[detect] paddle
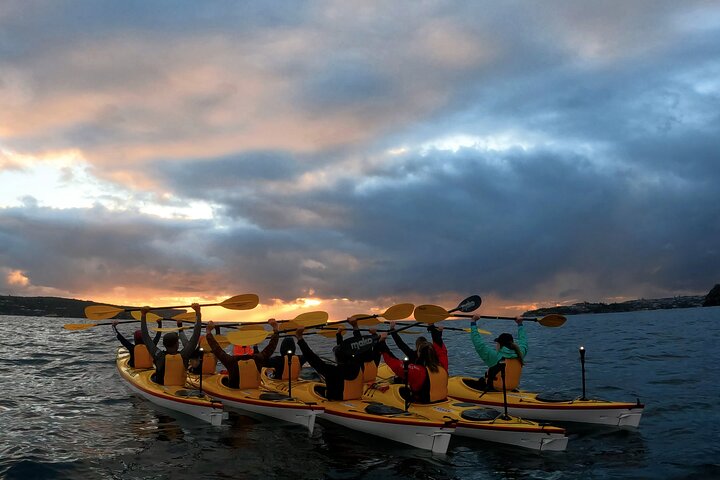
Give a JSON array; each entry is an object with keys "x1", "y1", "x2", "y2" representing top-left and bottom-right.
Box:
[
  {"x1": 84, "y1": 293, "x2": 260, "y2": 320},
  {"x1": 227, "y1": 311, "x2": 329, "y2": 345},
  {"x1": 394, "y1": 295, "x2": 483, "y2": 334},
  {"x1": 63, "y1": 310, "x2": 199, "y2": 331},
  {"x1": 413, "y1": 305, "x2": 566, "y2": 328}
]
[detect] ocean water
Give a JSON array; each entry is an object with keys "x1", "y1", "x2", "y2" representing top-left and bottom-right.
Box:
[{"x1": 1, "y1": 307, "x2": 719, "y2": 479}]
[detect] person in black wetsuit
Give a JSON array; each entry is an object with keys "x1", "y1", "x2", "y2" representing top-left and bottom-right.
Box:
[
  {"x1": 141, "y1": 303, "x2": 202, "y2": 385},
  {"x1": 335, "y1": 319, "x2": 381, "y2": 382},
  {"x1": 112, "y1": 317, "x2": 162, "y2": 368},
  {"x1": 295, "y1": 326, "x2": 364, "y2": 401},
  {"x1": 204, "y1": 319, "x2": 279, "y2": 388}
]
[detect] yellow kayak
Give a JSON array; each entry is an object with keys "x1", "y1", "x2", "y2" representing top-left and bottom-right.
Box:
[
  {"x1": 115, "y1": 348, "x2": 227, "y2": 425},
  {"x1": 447, "y1": 375, "x2": 644, "y2": 427},
  {"x1": 364, "y1": 375, "x2": 568, "y2": 452}
]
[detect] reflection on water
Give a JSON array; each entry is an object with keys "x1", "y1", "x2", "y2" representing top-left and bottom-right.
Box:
[{"x1": 0, "y1": 308, "x2": 719, "y2": 479}]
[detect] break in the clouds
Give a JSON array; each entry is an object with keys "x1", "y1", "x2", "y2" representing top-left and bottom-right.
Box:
[{"x1": 1, "y1": 1, "x2": 719, "y2": 312}]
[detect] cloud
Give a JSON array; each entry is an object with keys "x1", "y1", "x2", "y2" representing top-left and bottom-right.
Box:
[{"x1": 1, "y1": 1, "x2": 719, "y2": 311}]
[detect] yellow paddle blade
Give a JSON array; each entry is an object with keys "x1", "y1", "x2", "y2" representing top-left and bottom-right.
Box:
[
  {"x1": 348, "y1": 314, "x2": 381, "y2": 328},
  {"x1": 292, "y1": 311, "x2": 329, "y2": 327},
  {"x1": 201, "y1": 334, "x2": 231, "y2": 349},
  {"x1": 413, "y1": 304, "x2": 450, "y2": 323},
  {"x1": 381, "y1": 303, "x2": 415, "y2": 321},
  {"x1": 220, "y1": 294, "x2": 260, "y2": 310},
  {"x1": 63, "y1": 323, "x2": 100, "y2": 331},
  {"x1": 172, "y1": 312, "x2": 197, "y2": 322},
  {"x1": 318, "y1": 328, "x2": 343, "y2": 338},
  {"x1": 226, "y1": 326, "x2": 270, "y2": 346},
  {"x1": 84, "y1": 305, "x2": 124, "y2": 320},
  {"x1": 539, "y1": 314, "x2": 567, "y2": 328},
  {"x1": 130, "y1": 310, "x2": 163, "y2": 321}
]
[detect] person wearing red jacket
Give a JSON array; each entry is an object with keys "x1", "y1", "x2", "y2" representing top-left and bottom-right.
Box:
[{"x1": 378, "y1": 323, "x2": 449, "y2": 403}]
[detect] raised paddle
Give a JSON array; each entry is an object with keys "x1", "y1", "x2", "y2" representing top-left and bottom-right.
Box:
[
  {"x1": 84, "y1": 293, "x2": 260, "y2": 320},
  {"x1": 413, "y1": 305, "x2": 566, "y2": 328},
  {"x1": 64, "y1": 309, "x2": 203, "y2": 331},
  {"x1": 227, "y1": 311, "x2": 329, "y2": 344},
  {"x1": 394, "y1": 295, "x2": 482, "y2": 334}
]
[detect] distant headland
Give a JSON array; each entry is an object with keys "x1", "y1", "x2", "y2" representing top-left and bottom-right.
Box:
[
  {"x1": 524, "y1": 284, "x2": 720, "y2": 316},
  {"x1": 0, "y1": 295, "x2": 181, "y2": 319}
]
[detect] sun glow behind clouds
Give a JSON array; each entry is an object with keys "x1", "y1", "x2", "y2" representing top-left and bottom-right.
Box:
[{"x1": 0, "y1": 147, "x2": 215, "y2": 220}]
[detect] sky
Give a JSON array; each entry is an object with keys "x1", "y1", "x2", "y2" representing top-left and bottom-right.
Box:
[{"x1": 1, "y1": 1, "x2": 719, "y2": 321}]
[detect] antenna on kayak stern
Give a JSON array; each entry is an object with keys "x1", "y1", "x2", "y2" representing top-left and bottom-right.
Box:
[
  {"x1": 499, "y1": 362, "x2": 510, "y2": 420},
  {"x1": 579, "y1": 346, "x2": 587, "y2": 400}
]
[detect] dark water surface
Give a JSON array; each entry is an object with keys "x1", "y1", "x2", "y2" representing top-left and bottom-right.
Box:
[{"x1": 1, "y1": 308, "x2": 720, "y2": 479}]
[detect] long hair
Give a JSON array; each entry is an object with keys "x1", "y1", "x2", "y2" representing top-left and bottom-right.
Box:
[
  {"x1": 505, "y1": 342, "x2": 525, "y2": 366},
  {"x1": 417, "y1": 343, "x2": 441, "y2": 373}
]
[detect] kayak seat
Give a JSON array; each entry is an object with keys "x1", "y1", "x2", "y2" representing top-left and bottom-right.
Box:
[
  {"x1": 259, "y1": 392, "x2": 291, "y2": 401},
  {"x1": 460, "y1": 408, "x2": 501, "y2": 421},
  {"x1": 365, "y1": 403, "x2": 407, "y2": 416},
  {"x1": 536, "y1": 391, "x2": 576, "y2": 403}
]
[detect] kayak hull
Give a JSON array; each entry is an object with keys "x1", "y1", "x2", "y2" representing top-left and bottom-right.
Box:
[
  {"x1": 262, "y1": 373, "x2": 454, "y2": 454},
  {"x1": 448, "y1": 375, "x2": 644, "y2": 428},
  {"x1": 195, "y1": 373, "x2": 323, "y2": 433},
  {"x1": 115, "y1": 348, "x2": 227, "y2": 426},
  {"x1": 364, "y1": 381, "x2": 568, "y2": 452}
]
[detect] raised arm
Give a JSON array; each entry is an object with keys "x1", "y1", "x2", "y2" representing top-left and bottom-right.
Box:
[
  {"x1": 112, "y1": 321, "x2": 133, "y2": 351},
  {"x1": 470, "y1": 315, "x2": 502, "y2": 367},
  {"x1": 205, "y1": 321, "x2": 233, "y2": 368},
  {"x1": 140, "y1": 307, "x2": 160, "y2": 360},
  {"x1": 388, "y1": 321, "x2": 416, "y2": 361},
  {"x1": 257, "y1": 319, "x2": 280, "y2": 363},
  {"x1": 180, "y1": 303, "x2": 202, "y2": 359},
  {"x1": 516, "y1": 318, "x2": 528, "y2": 357},
  {"x1": 295, "y1": 328, "x2": 329, "y2": 377}
]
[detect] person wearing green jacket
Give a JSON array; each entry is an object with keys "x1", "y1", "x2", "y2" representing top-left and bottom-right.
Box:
[{"x1": 468, "y1": 315, "x2": 527, "y2": 391}]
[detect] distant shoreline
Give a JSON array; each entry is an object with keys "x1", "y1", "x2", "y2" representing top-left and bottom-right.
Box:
[
  {"x1": 524, "y1": 291, "x2": 717, "y2": 316},
  {"x1": 1, "y1": 286, "x2": 718, "y2": 319}
]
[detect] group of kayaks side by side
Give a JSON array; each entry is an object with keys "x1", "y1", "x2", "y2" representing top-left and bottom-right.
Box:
[{"x1": 116, "y1": 348, "x2": 644, "y2": 455}]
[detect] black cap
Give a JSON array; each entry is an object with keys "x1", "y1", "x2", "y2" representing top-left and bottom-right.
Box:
[{"x1": 494, "y1": 333, "x2": 513, "y2": 346}]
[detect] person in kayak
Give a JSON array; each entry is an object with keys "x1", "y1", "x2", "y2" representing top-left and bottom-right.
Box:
[
  {"x1": 377, "y1": 325, "x2": 449, "y2": 404},
  {"x1": 141, "y1": 303, "x2": 202, "y2": 386},
  {"x1": 204, "y1": 319, "x2": 279, "y2": 388},
  {"x1": 294, "y1": 326, "x2": 364, "y2": 401},
  {"x1": 112, "y1": 318, "x2": 162, "y2": 369},
  {"x1": 335, "y1": 319, "x2": 381, "y2": 382},
  {"x1": 386, "y1": 321, "x2": 446, "y2": 364},
  {"x1": 467, "y1": 315, "x2": 526, "y2": 391},
  {"x1": 265, "y1": 336, "x2": 306, "y2": 380}
]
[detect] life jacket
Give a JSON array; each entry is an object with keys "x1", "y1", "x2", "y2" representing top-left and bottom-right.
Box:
[
  {"x1": 198, "y1": 337, "x2": 217, "y2": 375},
  {"x1": 281, "y1": 356, "x2": 301, "y2": 381},
  {"x1": 489, "y1": 358, "x2": 523, "y2": 391},
  {"x1": 426, "y1": 366, "x2": 449, "y2": 402},
  {"x1": 233, "y1": 345, "x2": 254, "y2": 356},
  {"x1": 342, "y1": 369, "x2": 365, "y2": 400},
  {"x1": 133, "y1": 344, "x2": 153, "y2": 369},
  {"x1": 237, "y1": 359, "x2": 261, "y2": 389},
  {"x1": 362, "y1": 360, "x2": 378, "y2": 383},
  {"x1": 163, "y1": 353, "x2": 187, "y2": 386}
]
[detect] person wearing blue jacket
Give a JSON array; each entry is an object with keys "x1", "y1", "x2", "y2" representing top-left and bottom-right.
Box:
[{"x1": 468, "y1": 315, "x2": 527, "y2": 391}]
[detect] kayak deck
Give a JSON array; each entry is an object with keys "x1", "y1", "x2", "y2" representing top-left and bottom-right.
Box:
[
  {"x1": 364, "y1": 381, "x2": 568, "y2": 452},
  {"x1": 448, "y1": 375, "x2": 644, "y2": 428},
  {"x1": 190, "y1": 373, "x2": 323, "y2": 433},
  {"x1": 115, "y1": 348, "x2": 227, "y2": 426},
  {"x1": 262, "y1": 372, "x2": 455, "y2": 454}
]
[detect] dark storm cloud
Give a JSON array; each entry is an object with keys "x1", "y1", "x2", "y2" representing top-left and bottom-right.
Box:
[{"x1": 1, "y1": 1, "x2": 719, "y2": 305}]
